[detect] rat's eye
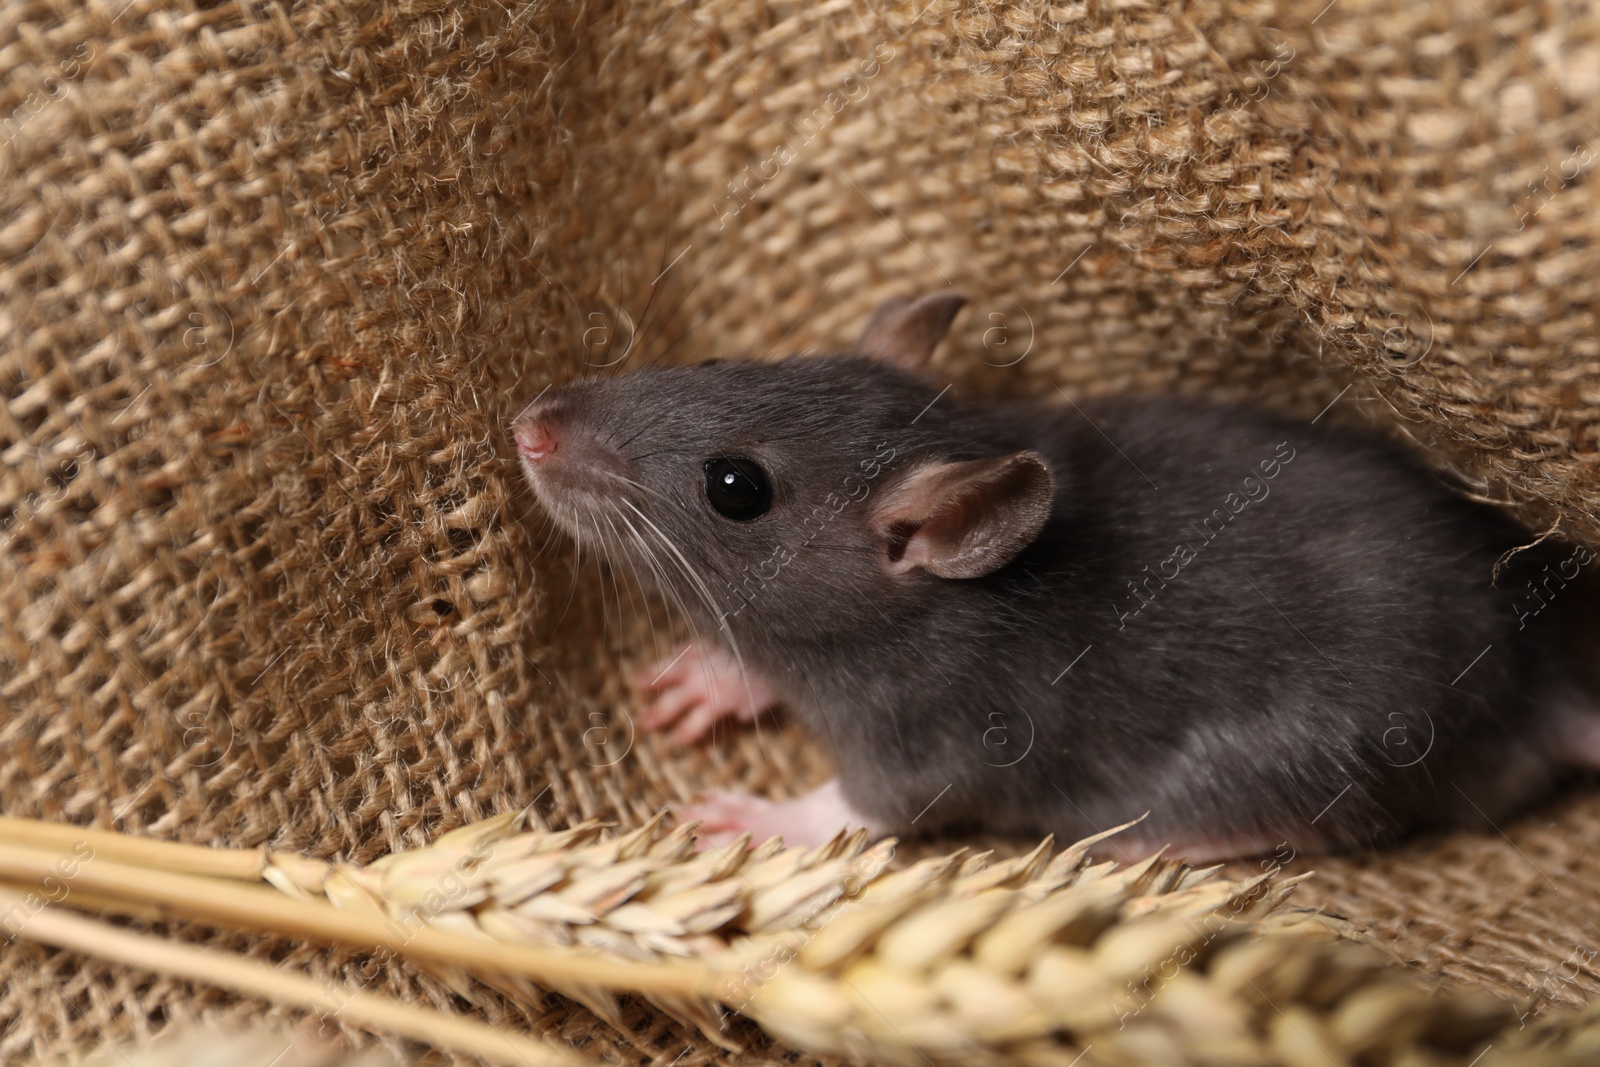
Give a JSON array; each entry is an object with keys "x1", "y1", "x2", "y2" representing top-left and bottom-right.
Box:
[{"x1": 704, "y1": 456, "x2": 771, "y2": 521}]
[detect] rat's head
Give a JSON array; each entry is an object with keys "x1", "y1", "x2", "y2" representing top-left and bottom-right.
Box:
[{"x1": 512, "y1": 292, "x2": 1056, "y2": 643}]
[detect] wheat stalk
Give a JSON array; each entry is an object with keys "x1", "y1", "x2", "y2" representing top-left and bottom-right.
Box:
[
  {"x1": 4, "y1": 811, "x2": 1599, "y2": 1066},
  {"x1": 0, "y1": 886, "x2": 584, "y2": 1067}
]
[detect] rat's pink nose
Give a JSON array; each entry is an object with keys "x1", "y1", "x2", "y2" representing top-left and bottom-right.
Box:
[{"x1": 515, "y1": 418, "x2": 557, "y2": 461}]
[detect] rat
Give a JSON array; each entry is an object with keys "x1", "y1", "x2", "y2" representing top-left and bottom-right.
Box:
[{"x1": 512, "y1": 291, "x2": 1600, "y2": 861}]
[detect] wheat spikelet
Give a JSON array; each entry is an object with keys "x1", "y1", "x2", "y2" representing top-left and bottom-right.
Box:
[
  {"x1": 258, "y1": 807, "x2": 895, "y2": 1044},
  {"x1": 7, "y1": 811, "x2": 1600, "y2": 1065},
  {"x1": 265, "y1": 809, "x2": 892, "y2": 952}
]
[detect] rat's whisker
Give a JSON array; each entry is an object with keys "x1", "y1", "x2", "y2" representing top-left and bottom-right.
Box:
[
  {"x1": 639, "y1": 223, "x2": 734, "y2": 371},
  {"x1": 602, "y1": 510, "x2": 663, "y2": 658},
  {"x1": 515, "y1": 501, "x2": 574, "y2": 571},
  {"x1": 616, "y1": 235, "x2": 680, "y2": 378},
  {"x1": 620, "y1": 498, "x2": 747, "y2": 675},
  {"x1": 612, "y1": 422, "x2": 653, "y2": 455},
  {"x1": 620, "y1": 499, "x2": 722, "y2": 621},
  {"x1": 588, "y1": 512, "x2": 623, "y2": 641},
  {"x1": 541, "y1": 498, "x2": 588, "y2": 635},
  {"x1": 617, "y1": 508, "x2": 701, "y2": 655},
  {"x1": 593, "y1": 475, "x2": 739, "y2": 628},
  {"x1": 600, "y1": 471, "x2": 682, "y2": 515}
]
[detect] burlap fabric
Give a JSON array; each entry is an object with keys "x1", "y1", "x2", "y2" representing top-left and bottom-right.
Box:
[{"x1": 2, "y1": 0, "x2": 1597, "y2": 1061}]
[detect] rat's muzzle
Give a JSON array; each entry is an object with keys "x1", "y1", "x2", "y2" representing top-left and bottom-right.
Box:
[{"x1": 511, "y1": 391, "x2": 630, "y2": 525}]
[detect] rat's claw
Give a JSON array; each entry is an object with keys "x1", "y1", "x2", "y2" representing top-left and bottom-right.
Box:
[
  {"x1": 670, "y1": 701, "x2": 736, "y2": 745},
  {"x1": 637, "y1": 684, "x2": 700, "y2": 731},
  {"x1": 632, "y1": 641, "x2": 779, "y2": 744}
]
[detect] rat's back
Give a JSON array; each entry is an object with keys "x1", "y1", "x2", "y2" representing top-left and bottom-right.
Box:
[{"x1": 927, "y1": 393, "x2": 1595, "y2": 855}]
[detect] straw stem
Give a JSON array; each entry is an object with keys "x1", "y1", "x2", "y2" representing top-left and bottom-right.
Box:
[{"x1": 0, "y1": 888, "x2": 585, "y2": 1067}]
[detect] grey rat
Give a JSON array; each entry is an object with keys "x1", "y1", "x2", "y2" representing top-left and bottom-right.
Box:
[{"x1": 512, "y1": 292, "x2": 1600, "y2": 860}]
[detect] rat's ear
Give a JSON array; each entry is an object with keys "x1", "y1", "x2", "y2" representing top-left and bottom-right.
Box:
[
  {"x1": 871, "y1": 451, "x2": 1054, "y2": 579},
  {"x1": 854, "y1": 291, "x2": 968, "y2": 369}
]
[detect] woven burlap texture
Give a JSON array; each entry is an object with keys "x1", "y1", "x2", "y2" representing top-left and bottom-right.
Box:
[{"x1": 1, "y1": 0, "x2": 1597, "y2": 1062}]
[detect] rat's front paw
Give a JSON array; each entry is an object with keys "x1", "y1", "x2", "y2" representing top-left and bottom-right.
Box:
[
  {"x1": 680, "y1": 780, "x2": 886, "y2": 851},
  {"x1": 632, "y1": 641, "x2": 778, "y2": 744}
]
